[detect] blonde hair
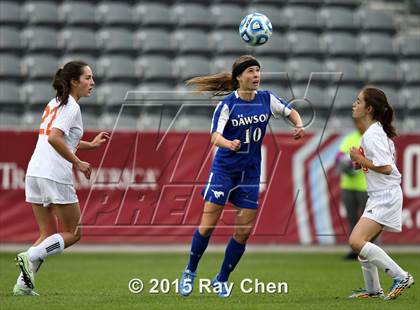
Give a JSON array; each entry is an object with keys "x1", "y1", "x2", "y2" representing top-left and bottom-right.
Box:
[{"x1": 186, "y1": 55, "x2": 258, "y2": 96}]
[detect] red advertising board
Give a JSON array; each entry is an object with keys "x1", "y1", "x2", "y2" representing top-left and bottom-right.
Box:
[{"x1": 0, "y1": 131, "x2": 418, "y2": 244}]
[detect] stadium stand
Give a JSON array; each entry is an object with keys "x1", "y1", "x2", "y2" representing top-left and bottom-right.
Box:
[{"x1": 0, "y1": 0, "x2": 418, "y2": 132}]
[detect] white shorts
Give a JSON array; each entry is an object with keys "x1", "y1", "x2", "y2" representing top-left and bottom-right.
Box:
[
  {"x1": 25, "y1": 176, "x2": 78, "y2": 207},
  {"x1": 362, "y1": 186, "x2": 403, "y2": 232}
]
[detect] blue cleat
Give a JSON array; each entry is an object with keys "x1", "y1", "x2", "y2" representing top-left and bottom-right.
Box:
[
  {"x1": 384, "y1": 272, "x2": 414, "y2": 300},
  {"x1": 211, "y1": 274, "x2": 231, "y2": 298},
  {"x1": 179, "y1": 269, "x2": 196, "y2": 296}
]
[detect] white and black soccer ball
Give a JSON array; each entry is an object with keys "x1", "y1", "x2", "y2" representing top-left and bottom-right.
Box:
[{"x1": 239, "y1": 13, "x2": 273, "y2": 46}]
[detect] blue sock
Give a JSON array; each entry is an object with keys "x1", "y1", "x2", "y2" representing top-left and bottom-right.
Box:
[
  {"x1": 187, "y1": 229, "x2": 210, "y2": 272},
  {"x1": 218, "y1": 238, "x2": 246, "y2": 282}
]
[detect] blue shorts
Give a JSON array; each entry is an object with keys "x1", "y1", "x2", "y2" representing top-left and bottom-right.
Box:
[{"x1": 201, "y1": 170, "x2": 260, "y2": 209}]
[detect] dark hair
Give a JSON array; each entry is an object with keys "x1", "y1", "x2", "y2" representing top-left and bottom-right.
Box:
[
  {"x1": 186, "y1": 55, "x2": 259, "y2": 96},
  {"x1": 53, "y1": 61, "x2": 88, "y2": 107},
  {"x1": 362, "y1": 87, "x2": 397, "y2": 138}
]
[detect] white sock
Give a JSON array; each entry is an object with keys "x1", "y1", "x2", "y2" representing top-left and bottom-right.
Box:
[
  {"x1": 27, "y1": 234, "x2": 65, "y2": 262},
  {"x1": 360, "y1": 242, "x2": 406, "y2": 279},
  {"x1": 358, "y1": 256, "x2": 381, "y2": 293},
  {"x1": 16, "y1": 247, "x2": 44, "y2": 289}
]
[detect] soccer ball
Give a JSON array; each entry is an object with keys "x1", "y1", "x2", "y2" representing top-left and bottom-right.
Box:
[{"x1": 239, "y1": 13, "x2": 273, "y2": 46}]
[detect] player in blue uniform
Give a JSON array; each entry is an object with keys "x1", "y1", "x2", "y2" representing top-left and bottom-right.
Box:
[{"x1": 178, "y1": 55, "x2": 305, "y2": 297}]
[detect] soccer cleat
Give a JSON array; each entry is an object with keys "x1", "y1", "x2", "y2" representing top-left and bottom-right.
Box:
[
  {"x1": 348, "y1": 288, "x2": 384, "y2": 298},
  {"x1": 15, "y1": 252, "x2": 35, "y2": 289},
  {"x1": 384, "y1": 272, "x2": 414, "y2": 300},
  {"x1": 13, "y1": 284, "x2": 39, "y2": 296},
  {"x1": 179, "y1": 269, "x2": 196, "y2": 296},
  {"x1": 211, "y1": 274, "x2": 231, "y2": 298}
]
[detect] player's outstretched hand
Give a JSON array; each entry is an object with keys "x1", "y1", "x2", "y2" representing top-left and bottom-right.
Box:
[
  {"x1": 230, "y1": 139, "x2": 241, "y2": 151},
  {"x1": 75, "y1": 160, "x2": 91, "y2": 180},
  {"x1": 293, "y1": 127, "x2": 305, "y2": 140},
  {"x1": 91, "y1": 132, "x2": 110, "y2": 149}
]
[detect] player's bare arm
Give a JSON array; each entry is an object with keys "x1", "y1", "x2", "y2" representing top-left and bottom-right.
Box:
[
  {"x1": 287, "y1": 109, "x2": 305, "y2": 140},
  {"x1": 78, "y1": 132, "x2": 110, "y2": 150},
  {"x1": 349, "y1": 146, "x2": 392, "y2": 175},
  {"x1": 211, "y1": 132, "x2": 241, "y2": 151},
  {"x1": 48, "y1": 128, "x2": 91, "y2": 179}
]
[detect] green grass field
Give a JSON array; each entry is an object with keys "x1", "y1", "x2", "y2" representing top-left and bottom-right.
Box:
[{"x1": 0, "y1": 252, "x2": 419, "y2": 310}]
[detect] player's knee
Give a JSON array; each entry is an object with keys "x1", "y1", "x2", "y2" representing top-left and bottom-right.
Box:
[
  {"x1": 199, "y1": 226, "x2": 214, "y2": 238},
  {"x1": 234, "y1": 229, "x2": 251, "y2": 244},
  {"x1": 348, "y1": 235, "x2": 362, "y2": 253}
]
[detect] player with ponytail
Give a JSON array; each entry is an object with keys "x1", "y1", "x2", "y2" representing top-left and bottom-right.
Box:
[
  {"x1": 13, "y1": 61, "x2": 109, "y2": 296},
  {"x1": 178, "y1": 55, "x2": 305, "y2": 298},
  {"x1": 347, "y1": 86, "x2": 414, "y2": 300}
]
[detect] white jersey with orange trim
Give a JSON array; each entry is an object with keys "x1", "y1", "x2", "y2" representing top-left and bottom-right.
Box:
[
  {"x1": 26, "y1": 95, "x2": 83, "y2": 185},
  {"x1": 360, "y1": 122, "x2": 401, "y2": 193}
]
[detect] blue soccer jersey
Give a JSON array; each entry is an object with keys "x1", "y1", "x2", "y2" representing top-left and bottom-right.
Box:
[{"x1": 210, "y1": 90, "x2": 291, "y2": 178}]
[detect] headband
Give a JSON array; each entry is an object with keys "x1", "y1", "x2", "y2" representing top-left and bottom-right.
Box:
[{"x1": 232, "y1": 59, "x2": 260, "y2": 80}]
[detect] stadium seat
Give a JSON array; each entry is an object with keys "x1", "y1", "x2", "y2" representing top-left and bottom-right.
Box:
[
  {"x1": 211, "y1": 4, "x2": 246, "y2": 28},
  {"x1": 172, "y1": 3, "x2": 212, "y2": 28},
  {"x1": 291, "y1": 84, "x2": 327, "y2": 108},
  {"x1": 0, "y1": 81, "x2": 22, "y2": 106},
  {"x1": 259, "y1": 83, "x2": 293, "y2": 102},
  {"x1": 97, "y1": 82, "x2": 136, "y2": 110},
  {"x1": 98, "y1": 28, "x2": 134, "y2": 53},
  {"x1": 128, "y1": 82, "x2": 177, "y2": 112},
  {"x1": 0, "y1": 54, "x2": 22, "y2": 78},
  {"x1": 396, "y1": 33, "x2": 420, "y2": 57},
  {"x1": 212, "y1": 55, "x2": 239, "y2": 74},
  {"x1": 324, "y1": 58, "x2": 361, "y2": 83},
  {"x1": 81, "y1": 112, "x2": 101, "y2": 129},
  {"x1": 134, "y1": 29, "x2": 174, "y2": 54},
  {"x1": 318, "y1": 7, "x2": 357, "y2": 31},
  {"x1": 101, "y1": 112, "x2": 139, "y2": 130},
  {"x1": 400, "y1": 60, "x2": 420, "y2": 84},
  {"x1": 59, "y1": 28, "x2": 98, "y2": 52},
  {"x1": 286, "y1": 58, "x2": 324, "y2": 83},
  {"x1": 0, "y1": 1, "x2": 22, "y2": 24},
  {"x1": 321, "y1": 32, "x2": 361, "y2": 57},
  {"x1": 0, "y1": 27, "x2": 22, "y2": 51},
  {"x1": 136, "y1": 55, "x2": 174, "y2": 81},
  {"x1": 359, "y1": 33, "x2": 395, "y2": 57},
  {"x1": 22, "y1": 81, "x2": 54, "y2": 110},
  {"x1": 284, "y1": 6, "x2": 321, "y2": 30},
  {"x1": 210, "y1": 30, "x2": 250, "y2": 54},
  {"x1": 287, "y1": 31, "x2": 322, "y2": 56},
  {"x1": 355, "y1": 9, "x2": 395, "y2": 32},
  {"x1": 400, "y1": 86, "x2": 420, "y2": 114},
  {"x1": 173, "y1": 56, "x2": 211, "y2": 80},
  {"x1": 402, "y1": 115, "x2": 420, "y2": 131},
  {"x1": 97, "y1": 56, "x2": 136, "y2": 81},
  {"x1": 22, "y1": 54, "x2": 59, "y2": 79},
  {"x1": 96, "y1": 2, "x2": 133, "y2": 26},
  {"x1": 254, "y1": 33, "x2": 289, "y2": 56},
  {"x1": 247, "y1": 5, "x2": 288, "y2": 30},
  {"x1": 361, "y1": 60, "x2": 398, "y2": 84},
  {"x1": 133, "y1": 3, "x2": 174, "y2": 27},
  {"x1": 290, "y1": 84, "x2": 328, "y2": 122},
  {"x1": 23, "y1": 1, "x2": 60, "y2": 25},
  {"x1": 0, "y1": 112, "x2": 22, "y2": 128},
  {"x1": 22, "y1": 27, "x2": 59, "y2": 52},
  {"x1": 328, "y1": 85, "x2": 359, "y2": 113},
  {"x1": 258, "y1": 57, "x2": 287, "y2": 82},
  {"x1": 59, "y1": 1, "x2": 98, "y2": 26},
  {"x1": 172, "y1": 30, "x2": 211, "y2": 55}
]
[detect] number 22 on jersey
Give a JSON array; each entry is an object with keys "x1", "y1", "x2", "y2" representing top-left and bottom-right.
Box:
[{"x1": 39, "y1": 105, "x2": 58, "y2": 136}]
